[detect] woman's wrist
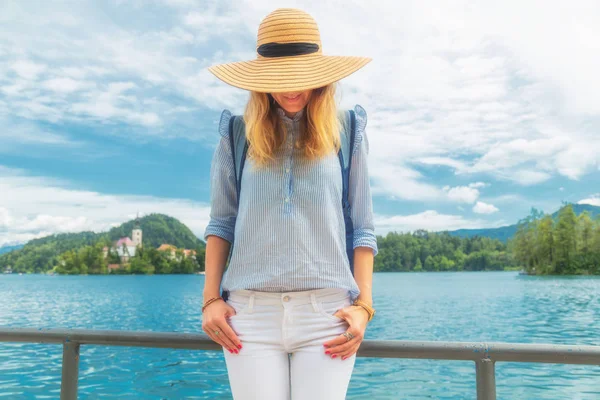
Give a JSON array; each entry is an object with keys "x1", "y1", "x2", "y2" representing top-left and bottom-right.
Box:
[
  {"x1": 202, "y1": 284, "x2": 222, "y2": 299},
  {"x1": 356, "y1": 296, "x2": 373, "y2": 307},
  {"x1": 353, "y1": 299, "x2": 375, "y2": 321},
  {"x1": 351, "y1": 305, "x2": 370, "y2": 321},
  {"x1": 203, "y1": 291, "x2": 221, "y2": 299},
  {"x1": 202, "y1": 296, "x2": 223, "y2": 313}
]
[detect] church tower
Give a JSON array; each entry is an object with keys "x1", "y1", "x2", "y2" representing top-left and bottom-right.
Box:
[{"x1": 132, "y1": 212, "x2": 143, "y2": 248}]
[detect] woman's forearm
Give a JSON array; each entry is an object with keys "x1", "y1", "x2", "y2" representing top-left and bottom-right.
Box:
[
  {"x1": 353, "y1": 246, "x2": 374, "y2": 305},
  {"x1": 203, "y1": 235, "x2": 231, "y2": 298}
]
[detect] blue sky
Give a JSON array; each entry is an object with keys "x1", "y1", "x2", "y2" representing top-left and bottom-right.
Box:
[{"x1": 1, "y1": 0, "x2": 599, "y2": 247}]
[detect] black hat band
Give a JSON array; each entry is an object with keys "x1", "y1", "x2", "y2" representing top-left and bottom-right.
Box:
[{"x1": 257, "y1": 42, "x2": 319, "y2": 58}]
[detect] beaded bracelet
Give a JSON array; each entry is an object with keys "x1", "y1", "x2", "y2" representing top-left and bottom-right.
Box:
[{"x1": 202, "y1": 296, "x2": 223, "y2": 313}]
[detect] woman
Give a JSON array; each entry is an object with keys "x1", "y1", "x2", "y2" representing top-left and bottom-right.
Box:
[{"x1": 202, "y1": 8, "x2": 378, "y2": 400}]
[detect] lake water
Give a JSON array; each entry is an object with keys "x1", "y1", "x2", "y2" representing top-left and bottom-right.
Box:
[{"x1": 1, "y1": 272, "x2": 599, "y2": 399}]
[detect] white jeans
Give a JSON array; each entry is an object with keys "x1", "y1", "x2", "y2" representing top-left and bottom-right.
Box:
[{"x1": 223, "y1": 288, "x2": 356, "y2": 400}]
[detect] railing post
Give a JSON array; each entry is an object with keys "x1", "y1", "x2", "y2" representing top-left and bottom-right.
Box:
[
  {"x1": 475, "y1": 359, "x2": 496, "y2": 400},
  {"x1": 60, "y1": 340, "x2": 80, "y2": 400}
]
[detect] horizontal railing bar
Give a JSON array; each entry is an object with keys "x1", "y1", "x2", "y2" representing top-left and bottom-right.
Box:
[
  {"x1": 0, "y1": 327, "x2": 222, "y2": 351},
  {"x1": 2, "y1": 327, "x2": 600, "y2": 365},
  {"x1": 357, "y1": 340, "x2": 600, "y2": 365}
]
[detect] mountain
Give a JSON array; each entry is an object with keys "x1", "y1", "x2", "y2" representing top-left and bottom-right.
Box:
[
  {"x1": 447, "y1": 203, "x2": 600, "y2": 242},
  {"x1": 0, "y1": 213, "x2": 205, "y2": 273},
  {"x1": 0, "y1": 244, "x2": 24, "y2": 255},
  {"x1": 446, "y1": 225, "x2": 517, "y2": 243}
]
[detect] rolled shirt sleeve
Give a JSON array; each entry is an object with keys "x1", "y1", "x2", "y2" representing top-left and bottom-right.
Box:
[
  {"x1": 348, "y1": 106, "x2": 378, "y2": 256},
  {"x1": 203, "y1": 111, "x2": 238, "y2": 244}
]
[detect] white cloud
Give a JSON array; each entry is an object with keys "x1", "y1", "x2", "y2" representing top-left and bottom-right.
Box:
[
  {"x1": 0, "y1": 0, "x2": 599, "y2": 206},
  {"x1": 443, "y1": 185, "x2": 480, "y2": 204},
  {"x1": 162, "y1": 0, "x2": 198, "y2": 7},
  {"x1": 0, "y1": 207, "x2": 11, "y2": 228},
  {"x1": 108, "y1": 82, "x2": 137, "y2": 94},
  {"x1": 17, "y1": 215, "x2": 92, "y2": 233},
  {"x1": 182, "y1": 9, "x2": 249, "y2": 40},
  {"x1": 578, "y1": 194, "x2": 600, "y2": 207},
  {"x1": 469, "y1": 182, "x2": 488, "y2": 189},
  {"x1": 321, "y1": 0, "x2": 600, "y2": 190},
  {"x1": 473, "y1": 201, "x2": 499, "y2": 214},
  {"x1": 0, "y1": 116, "x2": 83, "y2": 150},
  {"x1": 370, "y1": 162, "x2": 441, "y2": 201},
  {"x1": 0, "y1": 4, "x2": 219, "y2": 135},
  {"x1": 414, "y1": 157, "x2": 468, "y2": 172},
  {"x1": 466, "y1": 136, "x2": 589, "y2": 185},
  {"x1": 41, "y1": 77, "x2": 92, "y2": 93},
  {"x1": 375, "y1": 210, "x2": 490, "y2": 234},
  {"x1": 0, "y1": 167, "x2": 212, "y2": 247},
  {"x1": 505, "y1": 170, "x2": 552, "y2": 186},
  {"x1": 69, "y1": 83, "x2": 162, "y2": 127},
  {"x1": 58, "y1": 65, "x2": 111, "y2": 79},
  {"x1": 554, "y1": 141, "x2": 600, "y2": 180},
  {"x1": 11, "y1": 60, "x2": 47, "y2": 80}
]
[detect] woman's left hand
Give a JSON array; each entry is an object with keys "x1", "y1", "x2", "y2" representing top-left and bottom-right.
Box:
[{"x1": 323, "y1": 305, "x2": 369, "y2": 360}]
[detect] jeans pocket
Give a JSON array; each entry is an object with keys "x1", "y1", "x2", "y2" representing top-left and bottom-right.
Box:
[
  {"x1": 226, "y1": 298, "x2": 250, "y2": 317},
  {"x1": 318, "y1": 298, "x2": 350, "y2": 322}
]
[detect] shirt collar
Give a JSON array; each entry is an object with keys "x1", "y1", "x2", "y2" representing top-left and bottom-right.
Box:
[{"x1": 276, "y1": 107, "x2": 305, "y2": 123}]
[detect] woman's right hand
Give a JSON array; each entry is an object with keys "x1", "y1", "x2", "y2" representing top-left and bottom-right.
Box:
[{"x1": 202, "y1": 299, "x2": 243, "y2": 354}]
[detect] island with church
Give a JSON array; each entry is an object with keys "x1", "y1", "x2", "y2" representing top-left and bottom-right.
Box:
[
  {"x1": 0, "y1": 213, "x2": 206, "y2": 275},
  {"x1": 101, "y1": 217, "x2": 198, "y2": 273}
]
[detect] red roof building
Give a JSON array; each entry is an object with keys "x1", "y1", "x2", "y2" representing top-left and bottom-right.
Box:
[
  {"x1": 115, "y1": 237, "x2": 135, "y2": 247},
  {"x1": 108, "y1": 264, "x2": 121, "y2": 271},
  {"x1": 158, "y1": 244, "x2": 197, "y2": 260}
]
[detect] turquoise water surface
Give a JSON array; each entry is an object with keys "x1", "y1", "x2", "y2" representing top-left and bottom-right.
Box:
[{"x1": 1, "y1": 272, "x2": 600, "y2": 399}]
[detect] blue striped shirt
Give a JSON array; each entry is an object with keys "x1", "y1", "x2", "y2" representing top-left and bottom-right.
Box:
[{"x1": 204, "y1": 106, "x2": 378, "y2": 300}]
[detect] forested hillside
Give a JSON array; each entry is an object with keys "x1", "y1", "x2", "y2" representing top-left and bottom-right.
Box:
[
  {"x1": 511, "y1": 204, "x2": 600, "y2": 275},
  {"x1": 448, "y1": 203, "x2": 600, "y2": 242},
  {"x1": 0, "y1": 214, "x2": 205, "y2": 274},
  {"x1": 374, "y1": 230, "x2": 515, "y2": 272}
]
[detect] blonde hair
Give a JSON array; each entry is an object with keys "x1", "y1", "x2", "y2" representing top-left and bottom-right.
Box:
[{"x1": 243, "y1": 84, "x2": 340, "y2": 167}]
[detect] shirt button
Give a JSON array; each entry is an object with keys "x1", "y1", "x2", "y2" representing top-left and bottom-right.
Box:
[
  {"x1": 284, "y1": 197, "x2": 290, "y2": 203},
  {"x1": 283, "y1": 296, "x2": 290, "y2": 302},
  {"x1": 285, "y1": 168, "x2": 290, "y2": 173}
]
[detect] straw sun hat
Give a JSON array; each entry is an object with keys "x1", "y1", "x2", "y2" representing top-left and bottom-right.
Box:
[{"x1": 208, "y1": 8, "x2": 371, "y2": 93}]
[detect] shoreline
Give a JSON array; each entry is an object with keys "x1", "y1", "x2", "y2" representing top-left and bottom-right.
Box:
[{"x1": 3, "y1": 270, "x2": 600, "y2": 277}]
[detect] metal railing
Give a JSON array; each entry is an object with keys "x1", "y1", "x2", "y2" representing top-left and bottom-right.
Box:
[{"x1": 1, "y1": 327, "x2": 600, "y2": 399}]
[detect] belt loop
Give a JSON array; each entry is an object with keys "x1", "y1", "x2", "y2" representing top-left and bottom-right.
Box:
[
  {"x1": 248, "y1": 293, "x2": 255, "y2": 313},
  {"x1": 310, "y1": 293, "x2": 319, "y2": 312}
]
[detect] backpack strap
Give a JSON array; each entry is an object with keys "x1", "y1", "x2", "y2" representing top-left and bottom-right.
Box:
[
  {"x1": 228, "y1": 115, "x2": 249, "y2": 206},
  {"x1": 223, "y1": 115, "x2": 249, "y2": 289},
  {"x1": 337, "y1": 108, "x2": 357, "y2": 275}
]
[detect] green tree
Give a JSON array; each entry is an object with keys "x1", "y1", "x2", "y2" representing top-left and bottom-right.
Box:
[
  {"x1": 578, "y1": 212, "x2": 594, "y2": 254},
  {"x1": 129, "y1": 257, "x2": 154, "y2": 274},
  {"x1": 414, "y1": 257, "x2": 423, "y2": 272},
  {"x1": 534, "y1": 215, "x2": 554, "y2": 274},
  {"x1": 554, "y1": 204, "x2": 577, "y2": 274}
]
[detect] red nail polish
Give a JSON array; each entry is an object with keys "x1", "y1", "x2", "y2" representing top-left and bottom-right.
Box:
[
  {"x1": 342, "y1": 356, "x2": 347, "y2": 360},
  {"x1": 332, "y1": 354, "x2": 337, "y2": 359},
  {"x1": 238, "y1": 344, "x2": 242, "y2": 349},
  {"x1": 234, "y1": 349, "x2": 239, "y2": 354},
  {"x1": 229, "y1": 349, "x2": 233, "y2": 353},
  {"x1": 325, "y1": 350, "x2": 330, "y2": 355}
]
